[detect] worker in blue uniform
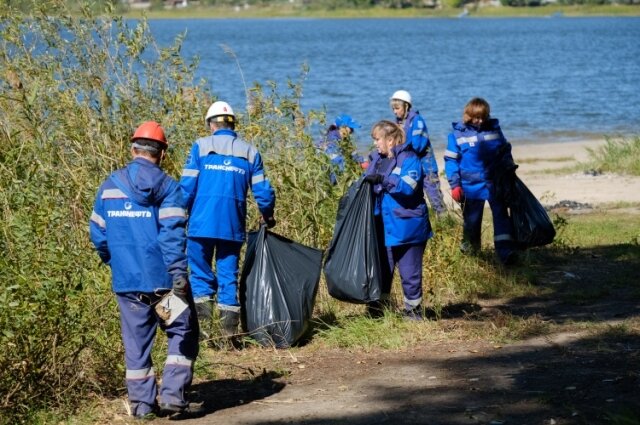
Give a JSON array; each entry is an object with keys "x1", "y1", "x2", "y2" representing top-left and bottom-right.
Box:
[
  {"x1": 180, "y1": 101, "x2": 276, "y2": 340},
  {"x1": 317, "y1": 114, "x2": 367, "y2": 184},
  {"x1": 444, "y1": 97, "x2": 517, "y2": 265},
  {"x1": 90, "y1": 121, "x2": 200, "y2": 419},
  {"x1": 390, "y1": 90, "x2": 446, "y2": 217},
  {"x1": 364, "y1": 120, "x2": 433, "y2": 320}
]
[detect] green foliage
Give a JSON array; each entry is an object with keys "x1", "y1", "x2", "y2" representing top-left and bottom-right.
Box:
[
  {"x1": 0, "y1": 0, "x2": 209, "y2": 421},
  {"x1": 586, "y1": 136, "x2": 640, "y2": 176}
]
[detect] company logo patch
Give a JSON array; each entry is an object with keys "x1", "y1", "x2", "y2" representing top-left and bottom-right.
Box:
[{"x1": 107, "y1": 210, "x2": 152, "y2": 218}]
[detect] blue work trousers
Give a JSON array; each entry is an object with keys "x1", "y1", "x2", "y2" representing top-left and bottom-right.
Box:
[
  {"x1": 376, "y1": 216, "x2": 426, "y2": 309},
  {"x1": 187, "y1": 237, "x2": 243, "y2": 308},
  {"x1": 116, "y1": 292, "x2": 199, "y2": 416},
  {"x1": 461, "y1": 197, "x2": 515, "y2": 263}
]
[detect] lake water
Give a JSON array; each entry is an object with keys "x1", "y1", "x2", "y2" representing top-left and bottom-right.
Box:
[{"x1": 148, "y1": 17, "x2": 640, "y2": 150}]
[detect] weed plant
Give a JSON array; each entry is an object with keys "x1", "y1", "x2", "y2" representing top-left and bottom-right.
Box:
[
  {"x1": 586, "y1": 136, "x2": 640, "y2": 176},
  {"x1": 0, "y1": 1, "x2": 532, "y2": 422}
]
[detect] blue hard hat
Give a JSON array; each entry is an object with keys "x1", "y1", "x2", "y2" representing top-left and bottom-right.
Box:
[{"x1": 335, "y1": 114, "x2": 361, "y2": 130}]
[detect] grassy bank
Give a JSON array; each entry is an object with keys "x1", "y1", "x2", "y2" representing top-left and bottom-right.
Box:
[{"x1": 124, "y1": 4, "x2": 640, "y2": 19}]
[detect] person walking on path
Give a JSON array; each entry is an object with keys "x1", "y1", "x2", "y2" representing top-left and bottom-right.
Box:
[
  {"x1": 443, "y1": 97, "x2": 517, "y2": 265},
  {"x1": 89, "y1": 121, "x2": 200, "y2": 419},
  {"x1": 390, "y1": 90, "x2": 447, "y2": 217},
  {"x1": 180, "y1": 100, "x2": 276, "y2": 340},
  {"x1": 363, "y1": 120, "x2": 433, "y2": 320}
]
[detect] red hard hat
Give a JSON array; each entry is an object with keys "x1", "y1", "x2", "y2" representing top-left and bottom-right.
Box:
[{"x1": 131, "y1": 121, "x2": 167, "y2": 147}]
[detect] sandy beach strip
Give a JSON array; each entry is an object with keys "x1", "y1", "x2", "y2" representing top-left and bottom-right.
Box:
[{"x1": 436, "y1": 138, "x2": 640, "y2": 209}]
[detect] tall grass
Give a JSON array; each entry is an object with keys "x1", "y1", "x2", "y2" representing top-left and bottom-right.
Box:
[
  {"x1": 0, "y1": 1, "x2": 208, "y2": 422},
  {"x1": 586, "y1": 136, "x2": 640, "y2": 176}
]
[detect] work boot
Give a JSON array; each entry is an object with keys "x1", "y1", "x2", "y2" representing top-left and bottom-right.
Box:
[
  {"x1": 130, "y1": 402, "x2": 157, "y2": 420},
  {"x1": 159, "y1": 402, "x2": 205, "y2": 419},
  {"x1": 194, "y1": 299, "x2": 213, "y2": 342},
  {"x1": 402, "y1": 305, "x2": 424, "y2": 321},
  {"x1": 460, "y1": 241, "x2": 480, "y2": 256},
  {"x1": 219, "y1": 308, "x2": 240, "y2": 338}
]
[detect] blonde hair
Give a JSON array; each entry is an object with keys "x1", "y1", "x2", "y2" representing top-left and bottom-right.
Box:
[
  {"x1": 462, "y1": 97, "x2": 491, "y2": 124},
  {"x1": 371, "y1": 120, "x2": 405, "y2": 157}
]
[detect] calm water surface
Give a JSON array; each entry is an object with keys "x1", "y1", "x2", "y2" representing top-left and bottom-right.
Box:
[{"x1": 148, "y1": 17, "x2": 640, "y2": 149}]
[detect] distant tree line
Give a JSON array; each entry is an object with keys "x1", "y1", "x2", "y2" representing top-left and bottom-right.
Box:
[{"x1": 11, "y1": 0, "x2": 638, "y2": 13}]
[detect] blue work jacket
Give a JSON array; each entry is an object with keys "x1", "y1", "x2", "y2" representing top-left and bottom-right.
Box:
[
  {"x1": 365, "y1": 143, "x2": 432, "y2": 247},
  {"x1": 443, "y1": 119, "x2": 514, "y2": 200},
  {"x1": 89, "y1": 157, "x2": 188, "y2": 293},
  {"x1": 180, "y1": 129, "x2": 276, "y2": 242},
  {"x1": 397, "y1": 109, "x2": 439, "y2": 175}
]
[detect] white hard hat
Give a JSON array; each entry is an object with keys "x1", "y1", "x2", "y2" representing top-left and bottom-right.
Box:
[
  {"x1": 205, "y1": 101, "x2": 235, "y2": 125},
  {"x1": 390, "y1": 90, "x2": 412, "y2": 106}
]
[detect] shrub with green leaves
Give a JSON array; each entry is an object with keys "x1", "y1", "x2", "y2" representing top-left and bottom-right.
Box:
[{"x1": 0, "y1": 1, "x2": 208, "y2": 421}]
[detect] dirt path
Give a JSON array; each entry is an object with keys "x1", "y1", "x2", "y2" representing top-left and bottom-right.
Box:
[{"x1": 115, "y1": 139, "x2": 640, "y2": 425}]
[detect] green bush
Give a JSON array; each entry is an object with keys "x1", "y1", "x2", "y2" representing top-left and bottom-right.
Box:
[{"x1": 0, "y1": 1, "x2": 209, "y2": 421}]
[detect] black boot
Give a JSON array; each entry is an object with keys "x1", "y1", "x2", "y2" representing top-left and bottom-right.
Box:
[
  {"x1": 195, "y1": 300, "x2": 213, "y2": 342},
  {"x1": 219, "y1": 309, "x2": 240, "y2": 338}
]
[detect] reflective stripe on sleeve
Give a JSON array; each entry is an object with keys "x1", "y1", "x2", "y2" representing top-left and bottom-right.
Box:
[
  {"x1": 252, "y1": 174, "x2": 265, "y2": 185},
  {"x1": 456, "y1": 136, "x2": 477, "y2": 145},
  {"x1": 159, "y1": 207, "x2": 186, "y2": 219},
  {"x1": 126, "y1": 367, "x2": 155, "y2": 380},
  {"x1": 181, "y1": 169, "x2": 199, "y2": 178},
  {"x1": 401, "y1": 175, "x2": 418, "y2": 190},
  {"x1": 102, "y1": 188, "x2": 127, "y2": 199},
  {"x1": 444, "y1": 150, "x2": 459, "y2": 159},
  {"x1": 90, "y1": 211, "x2": 106, "y2": 228},
  {"x1": 457, "y1": 132, "x2": 501, "y2": 145},
  {"x1": 166, "y1": 355, "x2": 193, "y2": 367},
  {"x1": 391, "y1": 167, "x2": 402, "y2": 175},
  {"x1": 412, "y1": 129, "x2": 423, "y2": 136}
]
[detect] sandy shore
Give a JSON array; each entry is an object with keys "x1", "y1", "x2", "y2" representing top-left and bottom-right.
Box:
[{"x1": 437, "y1": 138, "x2": 640, "y2": 210}]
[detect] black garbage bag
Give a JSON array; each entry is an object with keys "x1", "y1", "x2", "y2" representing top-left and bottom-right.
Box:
[
  {"x1": 508, "y1": 175, "x2": 556, "y2": 248},
  {"x1": 323, "y1": 178, "x2": 383, "y2": 303},
  {"x1": 240, "y1": 225, "x2": 323, "y2": 348}
]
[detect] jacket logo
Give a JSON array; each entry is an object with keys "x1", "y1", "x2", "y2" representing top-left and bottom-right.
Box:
[
  {"x1": 223, "y1": 159, "x2": 232, "y2": 166},
  {"x1": 107, "y1": 210, "x2": 152, "y2": 218},
  {"x1": 124, "y1": 202, "x2": 132, "y2": 210}
]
